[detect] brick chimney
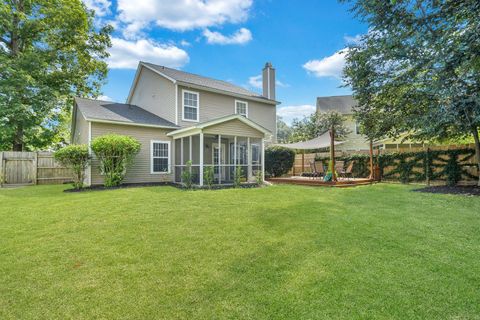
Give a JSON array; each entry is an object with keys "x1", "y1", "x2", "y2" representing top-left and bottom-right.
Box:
[{"x1": 262, "y1": 62, "x2": 275, "y2": 100}]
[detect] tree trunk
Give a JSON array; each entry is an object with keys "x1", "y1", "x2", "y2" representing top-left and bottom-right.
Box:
[
  {"x1": 12, "y1": 126, "x2": 24, "y2": 151},
  {"x1": 472, "y1": 127, "x2": 480, "y2": 187},
  {"x1": 368, "y1": 139, "x2": 374, "y2": 180},
  {"x1": 330, "y1": 126, "x2": 337, "y2": 182}
]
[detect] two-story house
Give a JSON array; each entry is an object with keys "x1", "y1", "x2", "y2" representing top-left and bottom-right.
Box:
[{"x1": 71, "y1": 62, "x2": 279, "y2": 186}]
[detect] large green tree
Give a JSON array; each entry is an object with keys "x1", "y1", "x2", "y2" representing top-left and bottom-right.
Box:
[
  {"x1": 342, "y1": 0, "x2": 480, "y2": 185},
  {"x1": 0, "y1": 0, "x2": 112, "y2": 151}
]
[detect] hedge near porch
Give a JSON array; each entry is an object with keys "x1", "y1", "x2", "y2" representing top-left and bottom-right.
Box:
[{"x1": 315, "y1": 148, "x2": 478, "y2": 185}]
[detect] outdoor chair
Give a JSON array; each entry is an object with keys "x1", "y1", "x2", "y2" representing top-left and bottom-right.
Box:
[
  {"x1": 314, "y1": 161, "x2": 325, "y2": 178},
  {"x1": 335, "y1": 161, "x2": 345, "y2": 176},
  {"x1": 309, "y1": 161, "x2": 321, "y2": 179},
  {"x1": 339, "y1": 161, "x2": 355, "y2": 180}
]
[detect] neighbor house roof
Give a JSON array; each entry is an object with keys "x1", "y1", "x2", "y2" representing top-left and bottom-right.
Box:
[
  {"x1": 129, "y1": 62, "x2": 278, "y2": 105},
  {"x1": 74, "y1": 97, "x2": 179, "y2": 129},
  {"x1": 316, "y1": 95, "x2": 357, "y2": 114}
]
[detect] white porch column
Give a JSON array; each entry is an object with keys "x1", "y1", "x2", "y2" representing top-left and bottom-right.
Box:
[
  {"x1": 189, "y1": 135, "x2": 192, "y2": 173},
  {"x1": 180, "y1": 137, "x2": 184, "y2": 165},
  {"x1": 234, "y1": 136, "x2": 237, "y2": 183},
  {"x1": 247, "y1": 137, "x2": 252, "y2": 181},
  {"x1": 261, "y1": 139, "x2": 265, "y2": 182},
  {"x1": 199, "y1": 132, "x2": 204, "y2": 186},
  {"x1": 218, "y1": 134, "x2": 222, "y2": 184}
]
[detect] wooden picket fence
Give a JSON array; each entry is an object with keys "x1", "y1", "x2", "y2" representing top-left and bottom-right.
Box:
[{"x1": 0, "y1": 151, "x2": 72, "y2": 187}]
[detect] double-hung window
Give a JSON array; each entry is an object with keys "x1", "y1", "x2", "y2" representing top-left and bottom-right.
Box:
[
  {"x1": 183, "y1": 90, "x2": 199, "y2": 121},
  {"x1": 235, "y1": 100, "x2": 248, "y2": 117},
  {"x1": 151, "y1": 140, "x2": 170, "y2": 173}
]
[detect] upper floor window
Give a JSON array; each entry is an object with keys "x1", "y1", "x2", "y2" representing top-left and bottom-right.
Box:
[
  {"x1": 183, "y1": 90, "x2": 199, "y2": 122},
  {"x1": 235, "y1": 100, "x2": 248, "y2": 117}
]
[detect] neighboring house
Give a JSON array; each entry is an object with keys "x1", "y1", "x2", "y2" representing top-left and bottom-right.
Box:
[
  {"x1": 316, "y1": 95, "x2": 422, "y2": 151},
  {"x1": 71, "y1": 62, "x2": 279, "y2": 186}
]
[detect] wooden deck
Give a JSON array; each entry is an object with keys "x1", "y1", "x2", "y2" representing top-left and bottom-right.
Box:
[{"x1": 267, "y1": 176, "x2": 375, "y2": 188}]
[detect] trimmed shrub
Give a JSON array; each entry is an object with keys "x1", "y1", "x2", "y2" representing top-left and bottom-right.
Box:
[
  {"x1": 234, "y1": 166, "x2": 242, "y2": 188},
  {"x1": 54, "y1": 145, "x2": 90, "y2": 189},
  {"x1": 203, "y1": 166, "x2": 214, "y2": 189},
  {"x1": 181, "y1": 160, "x2": 193, "y2": 189},
  {"x1": 91, "y1": 134, "x2": 141, "y2": 187},
  {"x1": 265, "y1": 146, "x2": 295, "y2": 177}
]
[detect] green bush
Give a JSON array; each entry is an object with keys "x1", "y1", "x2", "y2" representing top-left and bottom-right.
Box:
[
  {"x1": 54, "y1": 145, "x2": 90, "y2": 189},
  {"x1": 203, "y1": 166, "x2": 214, "y2": 189},
  {"x1": 265, "y1": 146, "x2": 295, "y2": 177},
  {"x1": 91, "y1": 134, "x2": 141, "y2": 187},
  {"x1": 181, "y1": 160, "x2": 193, "y2": 189},
  {"x1": 234, "y1": 166, "x2": 242, "y2": 188}
]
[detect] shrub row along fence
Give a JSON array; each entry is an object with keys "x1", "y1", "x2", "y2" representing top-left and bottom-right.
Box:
[
  {"x1": 289, "y1": 144, "x2": 479, "y2": 185},
  {"x1": 0, "y1": 151, "x2": 72, "y2": 187}
]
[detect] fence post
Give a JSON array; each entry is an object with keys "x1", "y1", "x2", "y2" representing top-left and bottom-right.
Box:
[
  {"x1": 33, "y1": 151, "x2": 38, "y2": 185},
  {"x1": 0, "y1": 151, "x2": 3, "y2": 188},
  {"x1": 425, "y1": 146, "x2": 430, "y2": 186}
]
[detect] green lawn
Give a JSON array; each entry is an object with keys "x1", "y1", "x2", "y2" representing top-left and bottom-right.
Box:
[{"x1": 1, "y1": 184, "x2": 480, "y2": 319}]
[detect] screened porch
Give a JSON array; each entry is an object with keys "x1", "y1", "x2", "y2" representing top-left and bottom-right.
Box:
[{"x1": 173, "y1": 133, "x2": 264, "y2": 186}]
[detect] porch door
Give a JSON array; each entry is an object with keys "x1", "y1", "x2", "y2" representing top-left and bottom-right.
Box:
[{"x1": 212, "y1": 143, "x2": 226, "y2": 180}]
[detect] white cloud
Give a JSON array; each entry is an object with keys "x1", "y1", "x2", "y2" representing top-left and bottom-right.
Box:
[
  {"x1": 117, "y1": 0, "x2": 252, "y2": 38},
  {"x1": 83, "y1": 0, "x2": 111, "y2": 17},
  {"x1": 303, "y1": 49, "x2": 348, "y2": 79},
  {"x1": 108, "y1": 38, "x2": 189, "y2": 69},
  {"x1": 248, "y1": 75, "x2": 262, "y2": 89},
  {"x1": 344, "y1": 34, "x2": 363, "y2": 45},
  {"x1": 203, "y1": 28, "x2": 252, "y2": 45},
  {"x1": 248, "y1": 74, "x2": 289, "y2": 89},
  {"x1": 97, "y1": 95, "x2": 113, "y2": 101},
  {"x1": 180, "y1": 40, "x2": 191, "y2": 47},
  {"x1": 277, "y1": 105, "x2": 316, "y2": 125}
]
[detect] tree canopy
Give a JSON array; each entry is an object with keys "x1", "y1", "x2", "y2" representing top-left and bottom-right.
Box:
[
  {"x1": 342, "y1": 0, "x2": 480, "y2": 184},
  {"x1": 0, "y1": 0, "x2": 112, "y2": 151}
]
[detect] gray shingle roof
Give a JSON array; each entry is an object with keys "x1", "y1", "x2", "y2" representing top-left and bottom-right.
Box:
[
  {"x1": 142, "y1": 62, "x2": 275, "y2": 103},
  {"x1": 75, "y1": 97, "x2": 178, "y2": 128},
  {"x1": 316, "y1": 95, "x2": 357, "y2": 114}
]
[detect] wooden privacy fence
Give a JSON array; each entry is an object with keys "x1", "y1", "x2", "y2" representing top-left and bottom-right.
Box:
[{"x1": 0, "y1": 151, "x2": 72, "y2": 187}]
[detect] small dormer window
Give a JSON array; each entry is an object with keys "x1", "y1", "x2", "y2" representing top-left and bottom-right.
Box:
[
  {"x1": 235, "y1": 100, "x2": 248, "y2": 117},
  {"x1": 182, "y1": 90, "x2": 199, "y2": 122}
]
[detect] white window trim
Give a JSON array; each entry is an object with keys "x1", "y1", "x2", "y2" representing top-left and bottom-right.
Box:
[
  {"x1": 150, "y1": 140, "x2": 171, "y2": 174},
  {"x1": 182, "y1": 89, "x2": 200, "y2": 122},
  {"x1": 355, "y1": 121, "x2": 361, "y2": 135},
  {"x1": 234, "y1": 100, "x2": 248, "y2": 117}
]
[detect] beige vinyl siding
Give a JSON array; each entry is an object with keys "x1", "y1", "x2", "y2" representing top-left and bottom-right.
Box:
[
  {"x1": 203, "y1": 119, "x2": 265, "y2": 138},
  {"x1": 90, "y1": 122, "x2": 174, "y2": 185},
  {"x1": 177, "y1": 85, "x2": 276, "y2": 140},
  {"x1": 337, "y1": 115, "x2": 370, "y2": 151},
  {"x1": 73, "y1": 107, "x2": 89, "y2": 144},
  {"x1": 129, "y1": 66, "x2": 176, "y2": 124}
]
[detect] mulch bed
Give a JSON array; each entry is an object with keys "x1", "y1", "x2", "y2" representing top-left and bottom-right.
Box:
[
  {"x1": 64, "y1": 182, "x2": 260, "y2": 192},
  {"x1": 414, "y1": 185, "x2": 480, "y2": 196}
]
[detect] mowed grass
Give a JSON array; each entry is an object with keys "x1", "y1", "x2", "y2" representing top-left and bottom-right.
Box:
[{"x1": 1, "y1": 184, "x2": 480, "y2": 319}]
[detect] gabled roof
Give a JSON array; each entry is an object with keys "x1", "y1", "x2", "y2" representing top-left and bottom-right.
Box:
[
  {"x1": 128, "y1": 62, "x2": 278, "y2": 105},
  {"x1": 167, "y1": 114, "x2": 271, "y2": 139},
  {"x1": 74, "y1": 97, "x2": 178, "y2": 129},
  {"x1": 316, "y1": 95, "x2": 357, "y2": 114}
]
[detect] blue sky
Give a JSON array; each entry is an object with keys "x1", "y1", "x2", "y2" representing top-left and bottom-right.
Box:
[{"x1": 85, "y1": 0, "x2": 367, "y2": 124}]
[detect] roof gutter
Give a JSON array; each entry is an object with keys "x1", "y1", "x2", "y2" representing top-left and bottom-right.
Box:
[{"x1": 85, "y1": 118, "x2": 179, "y2": 130}]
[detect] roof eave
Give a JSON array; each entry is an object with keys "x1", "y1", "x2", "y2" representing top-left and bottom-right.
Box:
[
  {"x1": 86, "y1": 118, "x2": 179, "y2": 130},
  {"x1": 177, "y1": 81, "x2": 279, "y2": 105}
]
